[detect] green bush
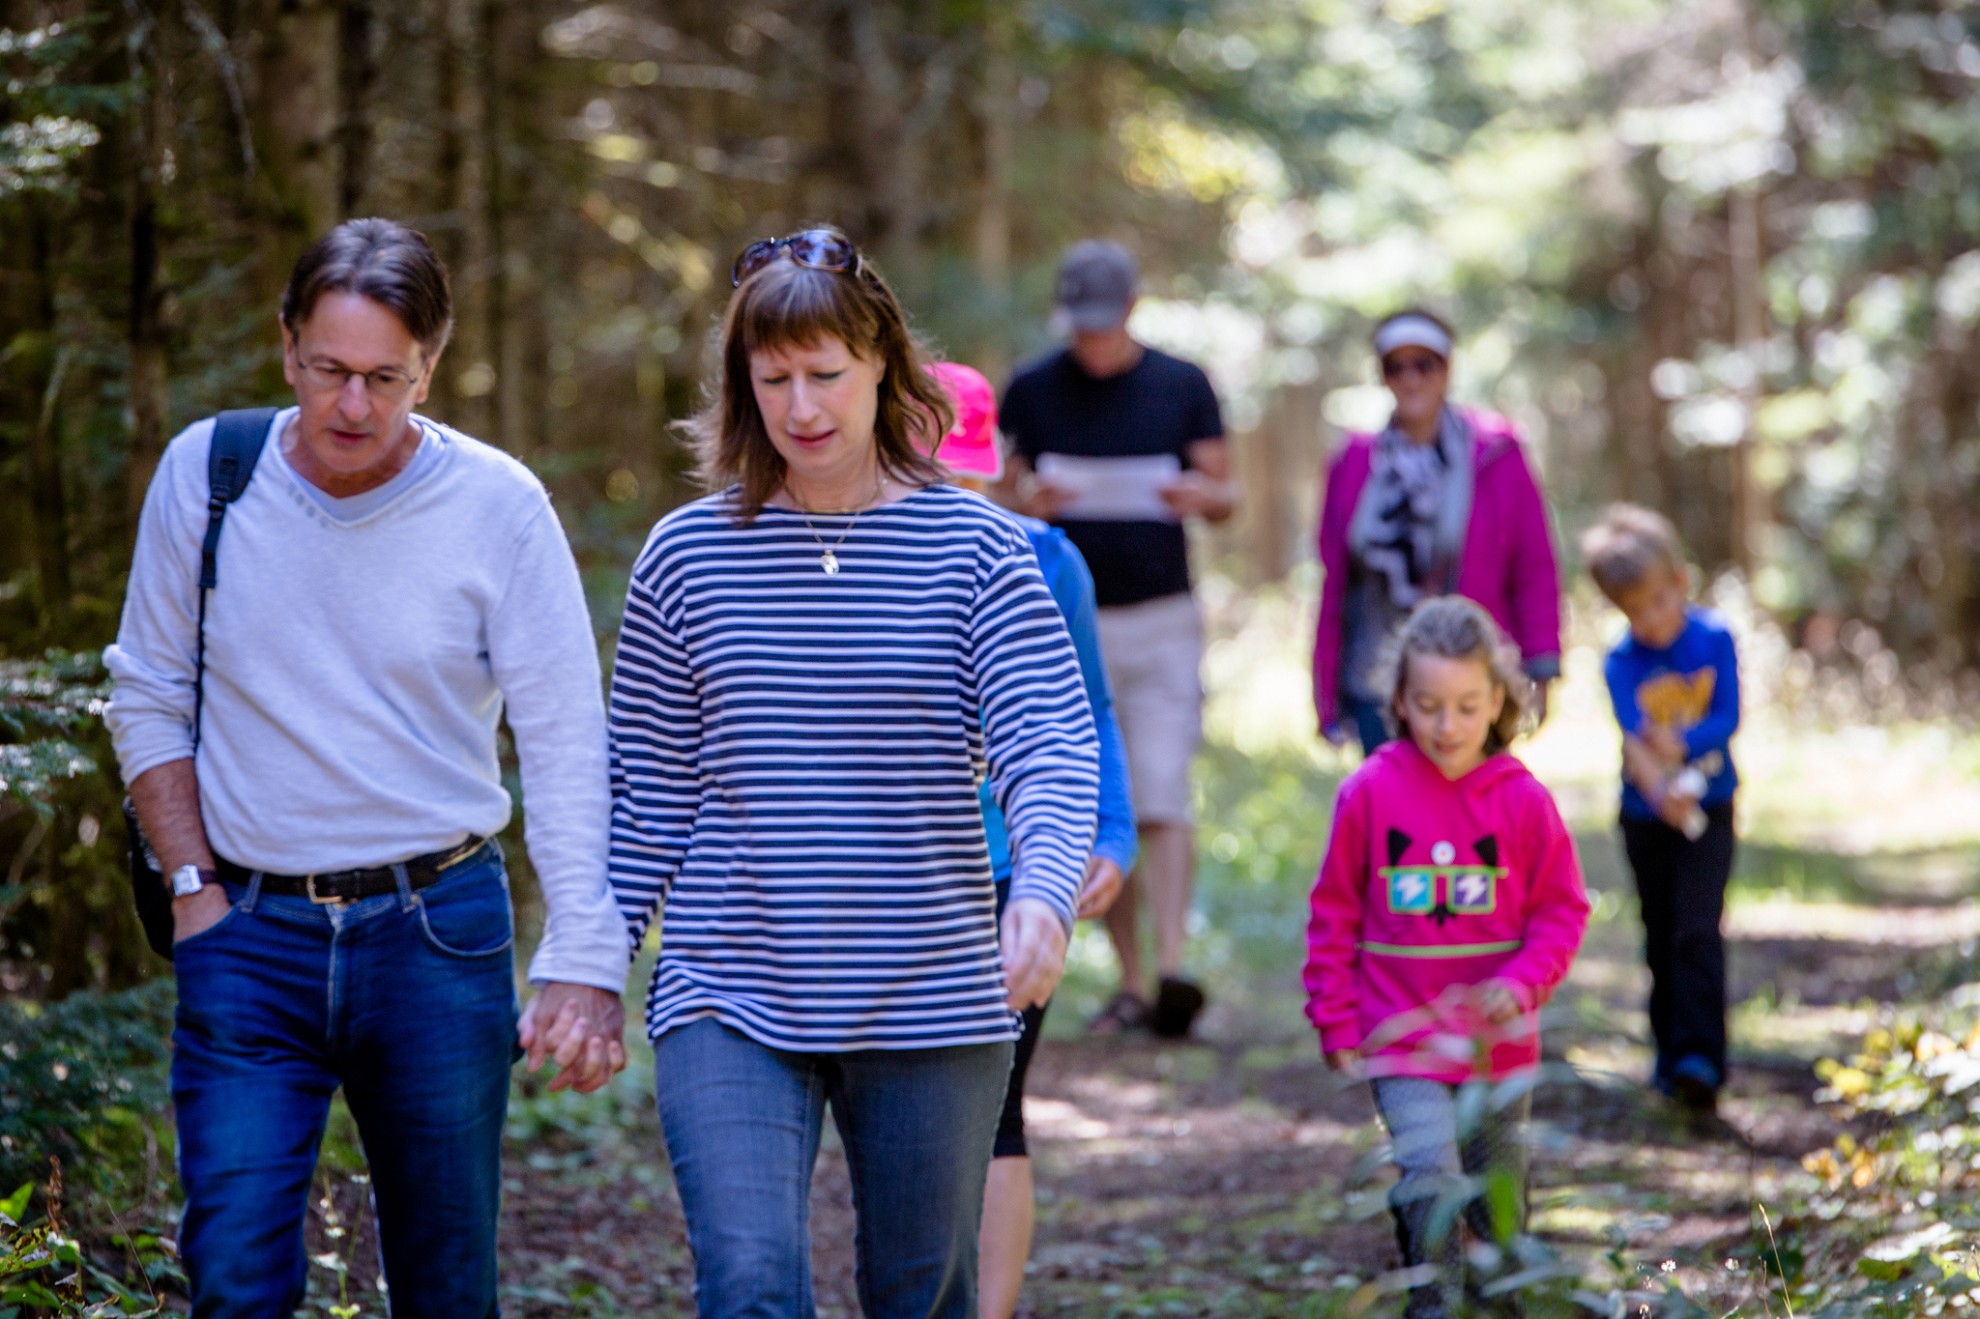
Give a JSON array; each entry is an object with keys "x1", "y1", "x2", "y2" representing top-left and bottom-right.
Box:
[{"x1": 0, "y1": 981, "x2": 175, "y2": 1213}]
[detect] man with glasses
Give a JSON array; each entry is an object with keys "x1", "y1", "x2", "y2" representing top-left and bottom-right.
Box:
[
  {"x1": 105, "y1": 218, "x2": 629, "y2": 1315},
  {"x1": 995, "y1": 239, "x2": 1236, "y2": 1040}
]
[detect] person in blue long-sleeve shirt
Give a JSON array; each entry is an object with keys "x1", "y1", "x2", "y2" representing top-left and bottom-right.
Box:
[
  {"x1": 1583, "y1": 504, "x2": 1740, "y2": 1115},
  {"x1": 927, "y1": 361, "x2": 1137, "y2": 1319}
]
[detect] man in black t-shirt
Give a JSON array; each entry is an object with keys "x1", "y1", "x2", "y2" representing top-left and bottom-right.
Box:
[{"x1": 996, "y1": 239, "x2": 1236, "y2": 1039}]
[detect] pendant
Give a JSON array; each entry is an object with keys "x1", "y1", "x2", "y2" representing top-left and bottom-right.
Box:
[{"x1": 821, "y1": 550, "x2": 840, "y2": 575}]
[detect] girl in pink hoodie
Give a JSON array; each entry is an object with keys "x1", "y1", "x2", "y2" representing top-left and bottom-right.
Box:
[{"x1": 1304, "y1": 597, "x2": 1588, "y2": 1318}]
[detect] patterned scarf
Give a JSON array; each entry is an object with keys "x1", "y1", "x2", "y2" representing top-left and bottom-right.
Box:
[{"x1": 1348, "y1": 407, "x2": 1474, "y2": 609}]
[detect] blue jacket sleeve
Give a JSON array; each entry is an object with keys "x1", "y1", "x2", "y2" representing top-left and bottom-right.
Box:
[
  {"x1": 1682, "y1": 627, "x2": 1741, "y2": 761},
  {"x1": 1604, "y1": 645, "x2": 1642, "y2": 738},
  {"x1": 1048, "y1": 540, "x2": 1139, "y2": 873}
]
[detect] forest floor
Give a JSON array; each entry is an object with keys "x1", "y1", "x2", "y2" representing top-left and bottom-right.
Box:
[
  {"x1": 472, "y1": 816, "x2": 1979, "y2": 1318},
  {"x1": 287, "y1": 608, "x2": 1980, "y2": 1317}
]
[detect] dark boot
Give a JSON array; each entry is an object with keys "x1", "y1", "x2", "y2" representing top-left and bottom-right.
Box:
[{"x1": 1391, "y1": 1196, "x2": 1461, "y2": 1319}]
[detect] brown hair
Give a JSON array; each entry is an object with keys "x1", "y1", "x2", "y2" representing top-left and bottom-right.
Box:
[
  {"x1": 280, "y1": 218, "x2": 454, "y2": 357},
  {"x1": 1579, "y1": 503, "x2": 1684, "y2": 601},
  {"x1": 1377, "y1": 596, "x2": 1531, "y2": 755},
  {"x1": 683, "y1": 236, "x2": 951, "y2": 522}
]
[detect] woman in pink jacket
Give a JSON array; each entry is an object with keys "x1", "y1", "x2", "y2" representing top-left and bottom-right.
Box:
[
  {"x1": 1314, "y1": 310, "x2": 1562, "y2": 751},
  {"x1": 1305, "y1": 597, "x2": 1588, "y2": 1318}
]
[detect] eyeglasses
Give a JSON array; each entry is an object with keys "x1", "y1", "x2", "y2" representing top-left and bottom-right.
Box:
[
  {"x1": 291, "y1": 348, "x2": 423, "y2": 400},
  {"x1": 1381, "y1": 355, "x2": 1446, "y2": 381},
  {"x1": 731, "y1": 230, "x2": 863, "y2": 288}
]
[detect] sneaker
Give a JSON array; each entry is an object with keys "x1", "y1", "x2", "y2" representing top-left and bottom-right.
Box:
[
  {"x1": 1670, "y1": 1055, "x2": 1721, "y2": 1112},
  {"x1": 1087, "y1": 989, "x2": 1150, "y2": 1035},
  {"x1": 1149, "y1": 976, "x2": 1207, "y2": 1039}
]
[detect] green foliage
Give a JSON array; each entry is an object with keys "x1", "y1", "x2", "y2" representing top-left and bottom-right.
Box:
[
  {"x1": 0, "y1": 982, "x2": 175, "y2": 1211},
  {"x1": 0, "y1": 983, "x2": 180, "y2": 1317},
  {"x1": 0, "y1": 652, "x2": 108, "y2": 820},
  {"x1": 0, "y1": 18, "x2": 124, "y2": 200},
  {"x1": 0, "y1": 1202, "x2": 175, "y2": 1316}
]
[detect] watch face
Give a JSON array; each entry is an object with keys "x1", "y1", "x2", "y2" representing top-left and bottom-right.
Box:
[{"x1": 171, "y1": 865, "x2": 204, "y2": 896}]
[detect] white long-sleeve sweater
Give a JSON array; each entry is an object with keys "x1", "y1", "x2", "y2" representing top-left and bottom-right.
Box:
[{"x1": 105, "y1": 408, "x2": 627, "y2": 991}]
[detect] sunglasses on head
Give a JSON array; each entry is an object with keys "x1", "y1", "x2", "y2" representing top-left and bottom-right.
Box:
[
  {"x1": 731, "y1": 230, "x2": 863, "y2": 288},
  {"x1": 1381, "y1": 354, "x2": 1445, "y2": 380}
]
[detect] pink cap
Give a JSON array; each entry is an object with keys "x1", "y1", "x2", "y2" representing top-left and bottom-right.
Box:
[{"x1": 924, "y1": 361, "x2": 1003, "y2": 480}]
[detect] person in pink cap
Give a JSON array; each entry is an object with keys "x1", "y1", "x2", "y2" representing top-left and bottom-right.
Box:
[{"x1": 926, "y1": 362, "x2": 1138, "y2": 1319}]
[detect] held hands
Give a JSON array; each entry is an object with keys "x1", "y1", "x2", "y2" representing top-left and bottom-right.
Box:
[
  {"x1": 1075, "y1": 857, "x2": 1125, "y2": 920},
  {"x1": 518, "y1": 983, "x2": 628, "y2": 1094},
  {"x1": 1000, "y1": 896, "x2": 1070, "y2": 1010}
]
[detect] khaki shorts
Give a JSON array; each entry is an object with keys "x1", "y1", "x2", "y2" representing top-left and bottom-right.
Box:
[{"x1": 1096, "y1": 592, "x2": 1204, "y2": 827}]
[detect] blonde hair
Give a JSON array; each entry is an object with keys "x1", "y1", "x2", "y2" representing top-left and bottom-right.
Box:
[
  {"x1": 1579, "y1": 503, "x2": 1684, "y2": 602},
  {"x1": 1376, "y1": 596, "x2": 1531, "y2": 754}
]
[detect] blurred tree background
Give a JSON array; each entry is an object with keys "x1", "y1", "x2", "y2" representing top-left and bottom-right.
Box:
[{"x1": 4, "y1": 0, "x2": 1980, "y2": 1000}]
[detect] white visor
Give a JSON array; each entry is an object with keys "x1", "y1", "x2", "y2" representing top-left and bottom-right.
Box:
[{"x1": 1373, "y1": 314, "x2": 1453, "y2": 361}]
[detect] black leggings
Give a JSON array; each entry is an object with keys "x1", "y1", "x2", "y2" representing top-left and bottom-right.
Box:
[
  {"x1": 992, "y1": 1000, "x2": 1048, "y2": 1159},
  {"x1": 1621, "y1": 804, "x2": 1735, "y2": 1082}
]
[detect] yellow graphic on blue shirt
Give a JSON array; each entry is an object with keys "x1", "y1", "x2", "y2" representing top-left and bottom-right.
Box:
[
  {"x1": 1636, "y1": 669, "x2": 1714, "y2": 731},
  {"x1": 1380, "y1": 830, "x2": 1505, "y2": 924}
]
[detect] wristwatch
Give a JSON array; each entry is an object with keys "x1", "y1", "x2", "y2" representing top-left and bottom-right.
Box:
[{"x1": 170, "y1": 864, "x2": 215, "y2": 898}]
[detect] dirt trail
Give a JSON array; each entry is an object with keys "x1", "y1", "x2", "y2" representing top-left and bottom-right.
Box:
[{"x1": 488, "y1": 846, "x2": 1976, "y2": 1317}]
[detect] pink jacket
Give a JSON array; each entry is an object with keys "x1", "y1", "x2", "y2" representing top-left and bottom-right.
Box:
[
  {"x1": 1303, "y1": 741, "x2": 1589, "y2": 1083},
  {"x1": 1312, "y1": 409, "x2": 1562, "y2": 734}
]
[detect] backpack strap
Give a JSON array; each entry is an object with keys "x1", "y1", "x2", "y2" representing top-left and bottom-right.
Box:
[
  {"x1": 199, "y1": 408, "x2": 277, "y2": 590},
  {"x1": 192, "y1": 408, "x2": 277, "y2": 746}
]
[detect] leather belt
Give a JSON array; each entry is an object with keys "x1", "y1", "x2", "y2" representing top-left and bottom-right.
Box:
[{"x1": 216, "y1": 836, "x2": 493, "y2": 904}]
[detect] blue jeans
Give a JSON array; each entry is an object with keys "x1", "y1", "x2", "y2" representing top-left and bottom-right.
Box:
[
  {"x1": 655, "y1": 1017, "x2": 1013, "y2": 1319},
  {"x1": 1343, "y1": 693, "x2": 1392, "y2": 755},
  {"x1": 171, "y1": 848, "x2": 518, "y2": 1318}
]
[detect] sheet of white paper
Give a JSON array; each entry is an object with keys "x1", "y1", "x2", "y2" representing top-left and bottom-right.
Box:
[{"x1": 1035, "y1": 452, "x2": 1182, "y2": 522}]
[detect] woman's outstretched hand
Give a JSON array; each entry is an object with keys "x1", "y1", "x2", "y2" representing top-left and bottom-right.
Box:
[{"x1": 1000, "y1": 896, "x2": 1070, "y2": 1009}]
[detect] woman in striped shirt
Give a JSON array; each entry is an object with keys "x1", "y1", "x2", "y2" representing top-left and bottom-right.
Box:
[{"x1": 608, "y1": 229, "x2": 1100, "y2": 1318}]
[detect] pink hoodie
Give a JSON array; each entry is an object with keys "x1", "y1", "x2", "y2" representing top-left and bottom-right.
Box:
[{"x1": 1304, "y1": 740, "x2": 1589, "y2": 1084}]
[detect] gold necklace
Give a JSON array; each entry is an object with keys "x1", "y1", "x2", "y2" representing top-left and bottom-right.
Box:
[{"x1": 792, "y1": 476, "x2": 885, "y2": 576}]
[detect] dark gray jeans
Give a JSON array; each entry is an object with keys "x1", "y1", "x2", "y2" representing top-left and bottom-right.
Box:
[{"x1": 1372, "y1": 1076, "x2": 1532, "y2": 1318}]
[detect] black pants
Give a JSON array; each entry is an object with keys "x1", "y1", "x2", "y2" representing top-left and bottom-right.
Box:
[{"x1": 1621, "y1": 804, "x2": 1735, "y2": 1084}]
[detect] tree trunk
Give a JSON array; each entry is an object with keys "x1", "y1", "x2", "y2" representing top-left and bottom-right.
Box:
[
  {"x1": 973, "y1": 8, "x2": 1015, "y2": 377},
  {"x1": 127, "y1": 0, "x2": 171, "y2": 540},
  {"x1": 479, "y1": 0, "x2": 514, "y2": 452},
  {"x1": 337, "y1": 0, "x2": 377, "y2": 218},
  {"x1": 250, "y1": 0, "x2": 339, "y2": 307},
  {"x1": 1728, "y1": 180, "x2": 1767, "y2": 578},
  {"x1": 427, "y1": 0, "x2": 469, "y2": 420},
  {"x1": 21, "y1": 206, "x2": 73, "y2": 631}
]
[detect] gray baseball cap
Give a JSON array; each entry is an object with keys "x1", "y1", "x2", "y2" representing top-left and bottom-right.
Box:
[{"x1": 1055, "y1": 240, "x2": 1138, "y2": 333}]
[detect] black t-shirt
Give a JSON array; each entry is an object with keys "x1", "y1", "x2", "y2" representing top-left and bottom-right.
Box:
[{"x1": 1000, "y1": 346, "x2": 1224, "y2": 608}]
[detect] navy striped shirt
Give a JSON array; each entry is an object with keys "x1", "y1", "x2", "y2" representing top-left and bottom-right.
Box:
[{"x1": 607, "y1": 484, "x2": 1100, "y2": 1050}]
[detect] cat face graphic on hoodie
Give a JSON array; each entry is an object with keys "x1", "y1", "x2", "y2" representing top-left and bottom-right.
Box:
[{"x1": 1381, "y1": 828, "x2": 1503, "y2": 924}]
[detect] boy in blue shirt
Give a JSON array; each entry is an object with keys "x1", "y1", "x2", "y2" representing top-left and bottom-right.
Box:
[{"x1": 1582, "y1": 505, "x2": 1740, "y2": 1113}]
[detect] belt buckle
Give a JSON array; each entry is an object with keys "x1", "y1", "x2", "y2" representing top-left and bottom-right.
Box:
[{"x1": 305, "y1": 874, "x2": 347, "y2": 906}]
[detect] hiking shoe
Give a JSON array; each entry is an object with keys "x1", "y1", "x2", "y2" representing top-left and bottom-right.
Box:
[
  {"x1": 1149, "y1": 976, "x2": 1207, "y2": 1038},
  {"x1": 1671, "y1": 1055, "x2": 1721, "y2": 1112},
  {"x1": 1087, "y1": 989, "x2": 1150, "y2": 1035}
]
